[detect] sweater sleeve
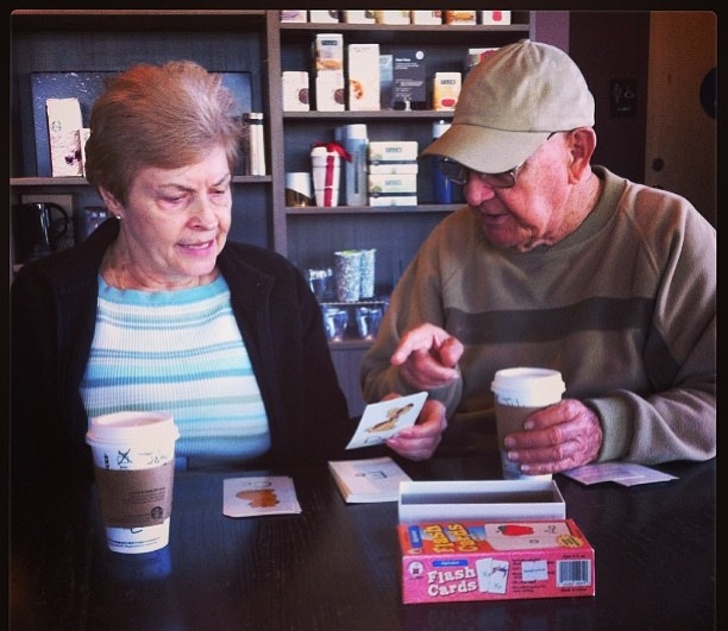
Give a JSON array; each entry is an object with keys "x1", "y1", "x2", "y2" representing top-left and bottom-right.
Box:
[{"x1": 588, "y1": 190, "x2": 716, "y2": 464}]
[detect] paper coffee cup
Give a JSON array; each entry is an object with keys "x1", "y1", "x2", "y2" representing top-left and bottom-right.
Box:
[
  {"x1": 491, "y1": 367, "x2": 565, "y2": 480},
  {"x1": 86, "y1": 411, "x2": 180, "y2": 554}
]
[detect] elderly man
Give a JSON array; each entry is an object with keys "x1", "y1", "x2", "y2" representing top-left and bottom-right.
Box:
[{"x1": 361, "y1": 40, "x2": 716, "y2": 475}]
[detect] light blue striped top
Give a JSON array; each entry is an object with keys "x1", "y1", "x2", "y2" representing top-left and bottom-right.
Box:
[{"x1": 80, "y1": 275, "x2": 271, "y2": 468}]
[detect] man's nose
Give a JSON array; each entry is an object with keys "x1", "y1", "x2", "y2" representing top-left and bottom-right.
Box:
[{"x1": 463, "y1": 176, "x2": 498, "y2": 205}]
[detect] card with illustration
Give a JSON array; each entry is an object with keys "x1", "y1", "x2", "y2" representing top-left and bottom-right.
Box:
[
  {"x1": 345, "y1": 391, "x2": 428, "y2": 450},
  {"x1": 223, "y1": 476, "x2": 302, "y2": 518},
  {"x1": 476, "y1": 558, "x2": 510, "y2": 594},
  {"x1": 483, "y1": 521, "x2": 573, "y2": 551}
]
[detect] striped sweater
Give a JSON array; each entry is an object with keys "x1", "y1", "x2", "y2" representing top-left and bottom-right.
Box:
[
  {"x1": 361, "y1": 166, "x2": 716, "y2": 464},
  {"x1": 81, "y1": 275, "x2": 270, "y2": 467}
]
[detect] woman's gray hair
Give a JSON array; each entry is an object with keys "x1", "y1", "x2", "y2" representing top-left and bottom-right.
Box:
[{"x1": 84, "y1": 60, "x2": 243, "y2": 204}]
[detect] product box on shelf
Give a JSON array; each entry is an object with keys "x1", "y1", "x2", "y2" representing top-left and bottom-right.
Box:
[
  {"x1": 392, "y1": 49, "x2": 427, "y2": 109},
  {"x1": 316, "y1": 71, "x2": 345, "y2": 111},
  {"x1": 396, "y1": 480, "x2": 594, "y2": 604},
  {"x1": 368, "y1": 173, "x2": 417, "y2": 206},
  {"x1": 368, "y1": 141, "x2": 419, "y2": 164},
  {"x1": 368, "y1": 173, "x2": 418, "y2": 196},
  {"x1": 433, "y1": 72, "x2": 462, "y2": 110},
  {"x1": 314, "y1": 33, "x2": 344, "y2": 73},
  {"x1": 46, "y1": 97, "x2": 83, "y2": 177},
  {"x1": 480, "y1": 11, "x2": 511, "y2": 25},
  {"x1": 309, "y1": 10, "x2": 339, "y2": 23},
  {"x1": 348, "y1": 44, "x2": 380, "y2": 111},
  {"x1": 342, "y1": 10, "x2": 376, "y2": 24},
  {"x1": 445, "y1": 11, "x2": 477, "y2": 25},
  {"x1": 280, "y1": 10, "x2": 307, "y2": 23},
  {"x1": 411, "y1": 10, "x2": 442, "y2": 25},
  {"x1": 282, "y1": 71, "x2": 310, "y2": 111},
  {"x1": 375, "y1": 10, "x2": 411, "y2": 25},
  {"x1": 379, "y1": 55, "x2": 394, "y2": 109}
]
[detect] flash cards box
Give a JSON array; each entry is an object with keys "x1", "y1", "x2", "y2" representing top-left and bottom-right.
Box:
[{"x1": 396, "y1": 480, "x2": 595, "y2": 604}]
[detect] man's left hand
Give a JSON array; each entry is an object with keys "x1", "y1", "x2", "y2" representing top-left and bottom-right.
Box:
[{"x1": 503, "y1": 399, "x2": 603, "y2": 474}]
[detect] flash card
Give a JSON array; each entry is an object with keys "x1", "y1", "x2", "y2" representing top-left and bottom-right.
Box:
[
  {"x1": 345, "y1": 391, "x2": 427, "y2": 450},
  {"x1": 475, "y1": 558, "x2": 510, "y2": 594},
  {"x1": 483, "y1": 521, "x2": 573, "y2": 551},
  {"x1": 223, "y1": 476, "x2": 302, "y2": 518}
]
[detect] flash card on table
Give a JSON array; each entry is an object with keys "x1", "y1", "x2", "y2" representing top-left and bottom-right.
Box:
[
  {"x1": 346, "y1": 391, "x2": 427, "y2": 450},
  {"x1": 223, "y1": 476, "x2": 302, "y2": 518},
  {"x1": 561, "y1": 462, "x2": 678, "y2": 487}
]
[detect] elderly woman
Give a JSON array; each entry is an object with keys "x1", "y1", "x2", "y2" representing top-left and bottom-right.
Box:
[{"x1": 11, "y1": 60, "x2": 445, "y2": 483}]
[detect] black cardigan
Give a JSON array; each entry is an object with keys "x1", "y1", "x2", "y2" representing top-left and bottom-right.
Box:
[{"x1": 11, "y1": 218, "x2": 355, "y2": 483}]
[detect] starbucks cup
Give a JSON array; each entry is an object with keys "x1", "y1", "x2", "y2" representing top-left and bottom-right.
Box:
[
  {"x1": 86, "y1": 411, "x2": 180, "y2": 554},
  {"x1": 491, "y1": 368, "x2": 565, "y2": 480}
]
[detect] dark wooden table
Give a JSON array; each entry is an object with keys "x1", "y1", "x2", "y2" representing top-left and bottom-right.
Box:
[{"x1": 10, "y1": 456, "x2": 715, "y2": 631}]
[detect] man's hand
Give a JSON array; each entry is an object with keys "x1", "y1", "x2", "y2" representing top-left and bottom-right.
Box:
[
  {"x1": 386, "y1": 398, "x2": 447, "y2": 461},
  {"x1": 503, "y1": 399, "x2": 603, "y2": 474},
  {"x1": 391, "y1": 323, "x2": 464, "y2": 390}
]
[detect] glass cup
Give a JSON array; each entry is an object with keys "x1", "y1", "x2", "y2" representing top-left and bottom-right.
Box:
[
  {"x1": 322, "y1": 306, "x2": 349, "y2": 341},
  {"x1": 355, "y1": 306, "x2": 383, "y2": 340},
  {"x1": 305, "y1": 268, "x2": 334, "y2": 302}
]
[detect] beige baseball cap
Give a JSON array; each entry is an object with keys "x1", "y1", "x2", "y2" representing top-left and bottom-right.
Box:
[{"x1": 421, "y1": 40, "x2": 595, "y2": 173}]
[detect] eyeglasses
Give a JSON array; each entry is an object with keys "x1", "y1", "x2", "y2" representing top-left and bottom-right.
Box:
[
  {"x1": 438, "y1": 132, "x2": 560, "y2": 189},
  {"x1": 438, "y1": 158, "x2": 524, "y2": 189}
]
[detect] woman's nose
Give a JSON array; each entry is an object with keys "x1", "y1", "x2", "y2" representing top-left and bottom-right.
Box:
[{"x1": 190, "y1": 197, "x2": 219, "y2": 228}]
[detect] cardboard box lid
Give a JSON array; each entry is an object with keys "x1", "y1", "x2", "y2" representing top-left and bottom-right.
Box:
[{"x1": 398, "y1": 479, "x2": 566, "y2": 524}]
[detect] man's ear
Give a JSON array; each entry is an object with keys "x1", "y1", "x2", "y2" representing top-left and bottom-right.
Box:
[{"x1": 567, "y1": 127, "x2": 597, "y2": 183}]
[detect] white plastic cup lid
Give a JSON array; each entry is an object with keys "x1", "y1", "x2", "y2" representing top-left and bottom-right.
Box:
[
  {"x1": 491, "y1": 367, "x2": 565, "y2": 407},
  {"x1": 86, "y1": 411, "x2": 179, "y2": 446}
]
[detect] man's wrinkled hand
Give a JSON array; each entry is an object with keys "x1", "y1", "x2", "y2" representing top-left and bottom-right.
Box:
[
  {"x1": 391, "y1": 323, "x2": 464, "y2": 391},
  {"x1": 502, "y1": 399, "x2": 603, "y2": 474}
]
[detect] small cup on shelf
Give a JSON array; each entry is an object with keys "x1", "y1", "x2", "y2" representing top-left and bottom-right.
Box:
[
  {"x1": 322, "y1": 306, "x2": 349, "y2": 342},
  {"x1": 306, "y1": 268, "x2": 334, "y2": 302},
  {"x1": 355, "y1": 306, "x2": 383, "y2": 340}
]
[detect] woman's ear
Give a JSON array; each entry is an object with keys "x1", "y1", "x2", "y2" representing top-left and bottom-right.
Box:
[
  {"x1": 99, "y1": 187, "x2": 124, "y2": 219},
  {"x1": 567, "y1": 127, "x2": 597, "y2": 183}
]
